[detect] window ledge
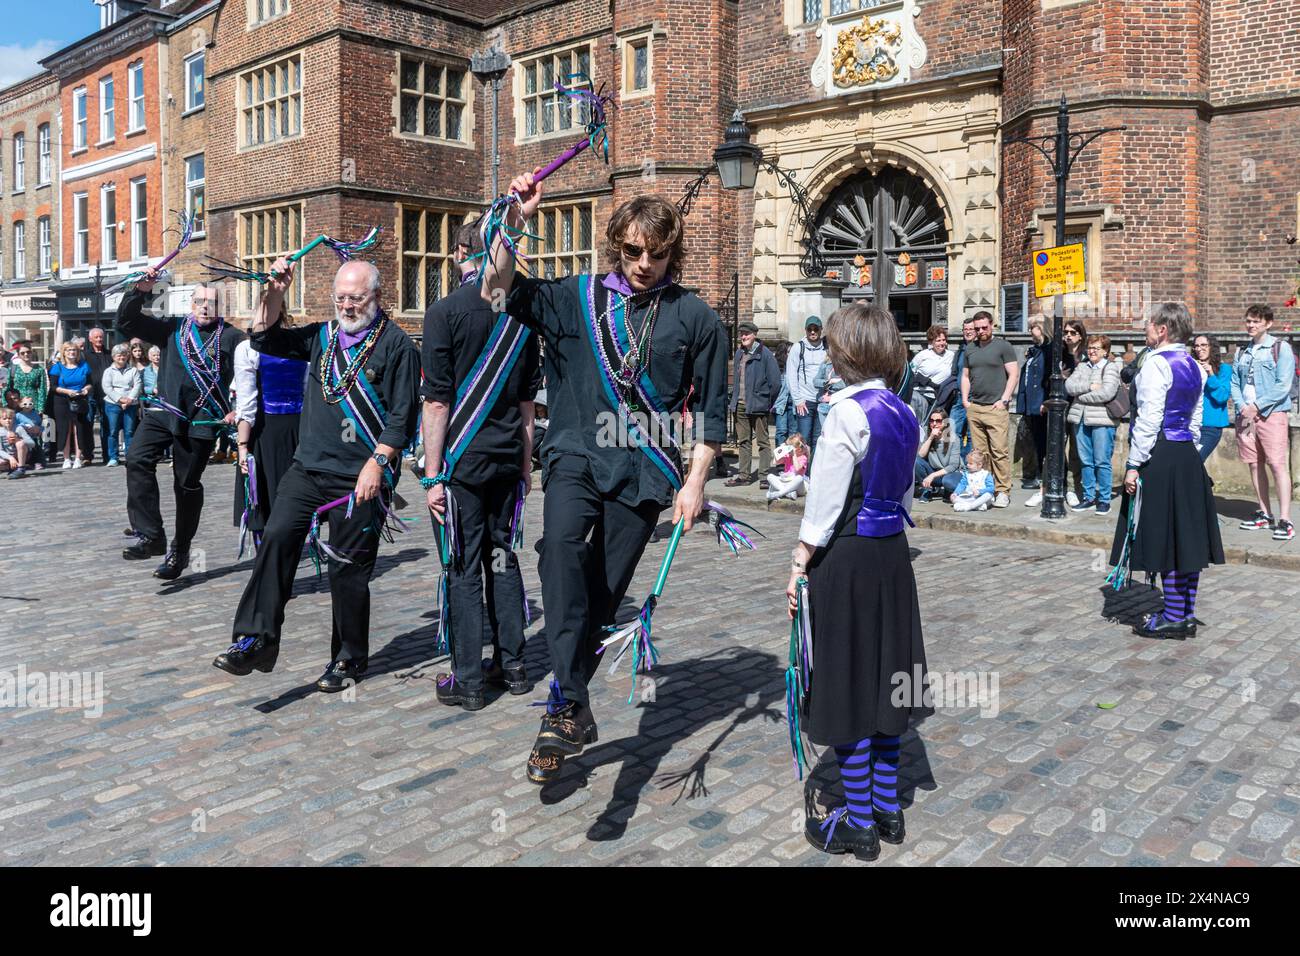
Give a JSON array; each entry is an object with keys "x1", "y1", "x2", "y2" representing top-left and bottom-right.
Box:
[
  {"x1": 237, "y1": 133, "x2": 305, "y2": 155},
  {"x1": 11, "y1": 189, "x2": 24, "y2": 197},
  {"x1": 181, "y1": 105, "x2": 205, "y2": 119},
  {"x1": 70, "y1": 147, "x2": 88, "y2": 157},
  {"x1": 125, "y1": 127, "x2": 147, "y2": 138},
  {"x1": 620, "y1": 88, "x2": 654, "y2": 101},
  {"x1": 95, "y1": 138, "x2": 115, "y2": 148},
  {"x1": 517, "y1": 127, "x2": 592, "y2": 147},
  {"x1": 393, "y1": 132, "x2": 474, "y2": 149},
  {"x1": 36, "y1": 181, "x2": 51, "y2": 190},
  {"x1": 191, "y1": 231, "x2": 207, "y2": 240}
]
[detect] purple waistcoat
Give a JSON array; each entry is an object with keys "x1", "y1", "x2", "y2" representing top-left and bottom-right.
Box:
[
  {"x1": 850, "y1": 389, "x2": 920, "y2": 537},
  {"x1": 1159, "y1": 350, "x2": 1201, "y2": 442},
  {"x1": 258, "y1": 354, "x2": 308, "y2": 416}
]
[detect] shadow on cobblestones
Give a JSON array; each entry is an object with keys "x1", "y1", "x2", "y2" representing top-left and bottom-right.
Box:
[
  {"x1": 1099, "y1": 581, "x2": 1166, "y2": 631},
  {"x1": 804, "y1": 721, "x2": 937, "y2": 818},
  {"x1": 536, "y1": 647, "x2": 786, "y2": 843}
]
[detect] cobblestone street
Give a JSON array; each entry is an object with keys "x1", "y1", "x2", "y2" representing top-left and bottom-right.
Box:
[{"x1": 2, "y1": 463, "x2": 1298, "y2": 867}]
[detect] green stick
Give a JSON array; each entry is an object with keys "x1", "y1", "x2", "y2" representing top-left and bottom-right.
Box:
[
  {"x1": 288, "y1": 235, "x2": 329, "y2": 263},
  {"x1": 651, "y1": 518, "x2": 685, "y2": 598}
]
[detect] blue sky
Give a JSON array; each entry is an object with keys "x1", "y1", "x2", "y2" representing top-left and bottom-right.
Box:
[{"x1": 1, "y1": 0, "x2": 101, "y2": 87}]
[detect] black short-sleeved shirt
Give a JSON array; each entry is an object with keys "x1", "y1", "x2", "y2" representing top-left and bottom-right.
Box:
[
  {"x1": 116, "y1": 288, "x2": 245, "y2": 441},
  {"x1": 421, "y1": 281, "x2": 542, "y2": 485},
  {"x1": 505, "y1": 273, "x2": 727, "y2": 508},
  {"x1": 965, "y1": 336, "x2": 1017, "y2": 404},
  {"x1": 251, "y1": 315, "x2": 421, "y2": 480}
]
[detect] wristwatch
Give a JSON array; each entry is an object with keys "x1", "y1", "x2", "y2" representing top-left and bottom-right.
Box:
[{"x1": 371, "y1": 452, "x2": 389, "y2": 469}]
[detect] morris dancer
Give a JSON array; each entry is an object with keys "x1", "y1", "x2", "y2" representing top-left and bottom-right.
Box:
[
  {"x1": 213, "y1": 258, "x2": 420, "y2": 692},
  {"x1": 231, "y1": 312, "x2": 308, "y2": 556},
  {"x1": 423, "y1": 223, "x2": 541, "y2": 710},
  {"x1": 118, "y1": 279, "x2": 242, "y2": 580},
  {"x1": 482, "y1": 170, "x2": 726, "y2": 784},
  {"x1": 784, "y1": 304, "x2": 931, "y2": 862},
  {"x1": 1109, "y1": 302, "x2": 1224, "y2": 638}
]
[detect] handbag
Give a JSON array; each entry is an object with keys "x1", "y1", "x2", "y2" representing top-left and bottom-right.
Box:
[{"x1": 1104, "y1": 361, "x2": 1130, "y2": 419}]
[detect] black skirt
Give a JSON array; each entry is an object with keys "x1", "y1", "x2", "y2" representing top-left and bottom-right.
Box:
[
  {"x1": 804, "y1": 529, "x2": 931, "y2": 745},
  {"x1": 233, "y1": 412, "x2": 301, "y2": 532},
  {"x1": 1109, "y1": 436, "x2": 1224, "y2": 573}
]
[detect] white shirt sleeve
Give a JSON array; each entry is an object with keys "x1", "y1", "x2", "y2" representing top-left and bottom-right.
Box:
[
  {"x1": 1128, "y1": 351, "x2": 1171, "y2": 467},
  {"x1": 798, "y1": 395, "x2": 868, "y2": 548},
  {"x1": 233, "y1": 340, "x2": 259, "y2": 426},
  {"x1": 1191, "y1": 361, "x2": 1205, "y2": 445}
]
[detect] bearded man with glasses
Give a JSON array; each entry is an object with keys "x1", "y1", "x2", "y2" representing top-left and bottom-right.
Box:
[
  {"x1": 213, "y1": 259, "x2": 421, "y2": 693},
  {"x1": 482, "y1": 170, "x2": 728, "y2": 785}
]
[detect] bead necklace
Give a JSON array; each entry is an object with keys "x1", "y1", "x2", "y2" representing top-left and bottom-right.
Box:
[
  {"x1": 179, "y1": 316, "x2": 224, "y2": 414},
  {"x1": 602, "y1": 285, "x2": 666, "y2": 408},
  {"x1": 320, "y1": 311, "x2": 387, "y2": 404}
]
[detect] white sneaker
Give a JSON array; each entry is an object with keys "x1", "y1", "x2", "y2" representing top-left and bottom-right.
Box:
[
  {"x1": 993, "y1": 493, "x2": 1010, "y2": 508},
  {"x1": 978, "y1": 501, "x2": 991, "y2": 511},
  {"x1": 61, "y1": 458, "x2": 73, "y2": 470},
  {"x1": 1066, "y1": 491, "x2": 1079, "y2": 507},
  {"x1": 1024, "y1": 491, "x2": 1042, "y2": 507},
  {"x1": 72, "y1": 458, "x2": 84, "y2": 469}
]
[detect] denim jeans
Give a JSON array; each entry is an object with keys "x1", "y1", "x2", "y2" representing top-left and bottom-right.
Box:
[
  {"x1": 1075, "y1": 422, "x2": 1117, "y2": 505},
  {"x1": 949, "y1": 402, "x2": 973, "y2": 457},
  {"x1": 774, "y1": 405, "x2": 795, "y2": 447},
  {"x1": 914, "y1": 458, "x2": 962, "y2": 499},
  {"x1": 1198, "y1": 425, "x2": 1223, "y2": 463},
  {"x1": 104, "y1": 403, "x2": 139, "y2": 461},
  {"x1": 795, "y1": 408, "x2": 822, "y2": 455}
]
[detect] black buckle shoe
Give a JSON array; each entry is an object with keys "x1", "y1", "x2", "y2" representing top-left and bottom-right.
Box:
[
  {"x1": 213, "y1": 636, "x2": 279, "y2": 676},
  {"x1": 153, "y1": 547, "x2": 189, "y2": 580},
  {"x1": 1135, "y1": 614, "x2": 1196, "y2": 640},
  {"x1": 805, "y1": 808, "x2": 880, "y2": 861},
  {"x1": 317, "y1": 658, "x2": 368, "y2": 693},
  {"x1": 123, "y1": 536, "x2": 166, "y2": 560},
  {"x1": 434, "y1": 673, "x2": 485, "y2": 711},
  {"x1": 535, "y1": 703, "x2": 598, "y2": 757},
  {"x1": 483, "y1": 659, "x2": 532, "y2": 696},
  {"x1": 873, "y1": 808, "x2": 905, "y2": 844},
  {"x1": 526, "y1": 748, "x2": 564, "y2": 785}
]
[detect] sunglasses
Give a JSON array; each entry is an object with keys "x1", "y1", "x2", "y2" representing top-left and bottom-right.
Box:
[
  {"x1": 928, "y1": 417, "x2": 945, "y2": 424},
  {"x1": 620, "y1": 242, "x2": 670, "y2": 262}
]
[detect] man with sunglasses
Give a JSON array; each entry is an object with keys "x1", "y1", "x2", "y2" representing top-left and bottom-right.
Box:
[
  {"x1": 118, "y1": 277, "x2": 244, "y2": 580},
  {"x1": 213, "y1": 258, "x2": 421, "y2": 692},
  {"x1": 482, "y1": 169, "x2": 727, "y2": 785}
]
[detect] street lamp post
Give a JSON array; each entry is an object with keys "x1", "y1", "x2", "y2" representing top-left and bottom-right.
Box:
[
  {"x1": 470, "y1": 48, "x2": 512, "y2": 200},
  {"x1": 1004, "y1": 97, "x2": 1124, "y2": 520}
]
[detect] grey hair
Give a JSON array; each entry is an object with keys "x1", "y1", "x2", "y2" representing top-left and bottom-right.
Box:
[
  {"x1": 111, "y1": 343, "x2": 130, "y2": 358},
  {"x1": 1150, "y1": 302, "x2": 1193, "y2": 344},
  {"x1": 1027, "y1": 315, "x2": 1045, "y2": 332}
]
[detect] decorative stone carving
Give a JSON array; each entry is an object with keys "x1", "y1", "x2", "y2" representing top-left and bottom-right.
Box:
[{"x1": 809, "y1": 0, "x2": 928, "y2": 98}]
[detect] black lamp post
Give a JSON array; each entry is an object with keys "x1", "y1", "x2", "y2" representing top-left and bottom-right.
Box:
[
  {"x1": 1004, "y1": 96, "x2": 1124, "y2": 520},
  {"x1": 470, "y1": 47, "x2": 512, "y2": 200},
  {"x1": 679, "y1": 109, "x2": 825, "y2": 278}
]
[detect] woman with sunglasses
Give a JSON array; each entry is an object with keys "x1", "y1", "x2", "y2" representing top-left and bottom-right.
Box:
[
  {"x1": 1191, "y1": 334, "x2": 1230, "y2": 462},
  {"x1": 7, "y1": 340, "x2": 47, "y2": 431},
  {"x1": 914, "y1": 407, "x2": 963, "y2": 501}
]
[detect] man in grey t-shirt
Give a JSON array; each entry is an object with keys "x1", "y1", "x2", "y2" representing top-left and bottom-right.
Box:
[{"x1": 960, "y1": 310, "x2": 1018, "y2": 505}]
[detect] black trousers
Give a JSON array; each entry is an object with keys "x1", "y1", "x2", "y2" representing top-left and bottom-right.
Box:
[
  {"x1": 539, "y1": 455, "x2": 663, "y2": 708},
  {"x1": 233, "y1": 412, "x2": 301, "y2": 533},
  {"x1": 1025, "y1": 413, "x2": 1047, "y2": 479},
  {"x1": 231, "y1": 462, "x2": 382, "y2": 663},
  {"x1": 443, "y1": 475, "x2": 527, "y2": 691},
  {"x1": 125, "y1": 412, "x2": 214, "y2": 550}
]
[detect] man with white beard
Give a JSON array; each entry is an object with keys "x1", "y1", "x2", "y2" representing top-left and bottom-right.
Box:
[{"x1": 214, "y1": 258, "x2": 420, "y2": 692}]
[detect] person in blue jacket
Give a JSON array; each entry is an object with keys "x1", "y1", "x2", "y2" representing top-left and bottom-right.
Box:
[{"x1": 1191, "y1": 333, "x2": 1231, "y2": 462}]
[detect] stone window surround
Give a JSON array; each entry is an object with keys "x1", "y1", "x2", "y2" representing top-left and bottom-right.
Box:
[
  {"x1": 396, "y1": 204, "x2": 474, "y2": 316},
  {"x1": 237, "y1": 201, "x2": 304, "y2": 315},
  {"x1": 615, "y1": 24, "x2": 666, "y2": 102},
  {"x1": 525, "y1": 198, "x2": 597, "y2": 281},
  {"x1": 184, "y1": 50, "x2": 206, "y2": 116},
  {"x1": 392, "y1": 53, "x2": 473, "y2": 149},
  {"x1": 1025, "y1": 204, "x2": 1125, "y2": 318},
  {"x1": 238, "y1": 52, "x2": 304, "y2": 153},
  {"x1": 246, "y1": 0, "x2": 290, "y2": 31},
  {"x1": 513, "y1": 38, "x2": 597, "y2": 146}
]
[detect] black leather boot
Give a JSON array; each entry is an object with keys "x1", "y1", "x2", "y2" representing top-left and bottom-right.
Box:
[
  {"x1": 213, "y1": 636, "x2": 279, "y2": 676},
  {"x1": 153, "y1": 547, "x2": 189, "y2": 580},
  {"x1": 317, "y1": 658, "x2": 368, "y2": 693},
  {"x1": 123, "y1": 536, "x2": 166, "y2": 560}
]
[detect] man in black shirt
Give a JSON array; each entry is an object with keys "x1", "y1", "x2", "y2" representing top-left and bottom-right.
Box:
[
  {"x1": 422, "y1": 223, "x2": 541, "y2": 710},
  {"x1": 483, "y1": 170, "x2": 727, "y2": 784},
  {"x1": 213, "y1": 258, "x2": 421, "y2": 693},
  {"x1": 84, "y1": 327, "x2": 113, "y2": 465},
  {"x1": 117, "y1": 281, "x2": 242, "y2": 580}
]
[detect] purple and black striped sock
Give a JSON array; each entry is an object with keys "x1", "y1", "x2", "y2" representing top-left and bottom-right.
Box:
[
  {"x1": 1161, "y1": 571, "x2": 1200, "y2": 623},
  {"x1": 870, "y1": 734, "x2": 902, "y2": 813},
  {"x1": 833, "y1": 737, "x2": 875, "y2": 829}
]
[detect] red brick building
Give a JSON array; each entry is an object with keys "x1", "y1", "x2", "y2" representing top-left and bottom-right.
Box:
[
  {"x1": 43, "y1": 0, "x2": 215, "y2": 338},
  {"x1": 187, "y1": 0, "x2": 1297, "y2": 338}
]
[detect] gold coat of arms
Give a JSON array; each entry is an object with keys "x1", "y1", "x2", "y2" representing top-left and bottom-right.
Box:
[{"x1": 831, "y1": 16, "x2": 903, "y2": 88}]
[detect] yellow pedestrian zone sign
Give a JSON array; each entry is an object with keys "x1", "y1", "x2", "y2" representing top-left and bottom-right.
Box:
[{"x1": 1032, "y1": 243, "x2": 1086, "y2": 298}]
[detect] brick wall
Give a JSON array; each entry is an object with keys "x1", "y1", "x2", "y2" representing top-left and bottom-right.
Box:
[
  {"x1": 164, "y1": 11, "x2": 218, "y2": 292},
  {"x1": 0, "y1": 74, "x2": 60, "y2": 281}
]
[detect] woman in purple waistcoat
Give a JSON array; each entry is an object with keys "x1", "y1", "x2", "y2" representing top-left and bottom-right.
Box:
[
  {"x1": 232, "y1": 332, "x2": 308, "y2": 545},
  {"x1": 1110, "y1": 302, "x2": 1224, "y2": 638},
  {"x1": 786, "y1": 304, "x2": 932, "y2": 861}
]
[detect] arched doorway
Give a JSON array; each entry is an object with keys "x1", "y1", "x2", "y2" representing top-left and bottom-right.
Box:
[{"x1": 814, "y1": 167, "x2": 949, "y2": 331}]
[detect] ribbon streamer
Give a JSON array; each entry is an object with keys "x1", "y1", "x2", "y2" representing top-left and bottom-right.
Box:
[
  {"x1": 238, "y1": 454, "x2": 261, "y2": 560},
  {"x1": 206, "y1": 227, "x2": 381, "y2": 283},
  {"x1": 104, "y1": 211, "x2": 197, "y2": 294},
  {"x1": 705, "y1": 501, "x2": 765, "y2": 555},
  {"x1": 1106, "y1": 477, "x2": 1142, "y2": 591},
  {"x1": 785, "y1": 577, "x2": 813, "y2": 779}
]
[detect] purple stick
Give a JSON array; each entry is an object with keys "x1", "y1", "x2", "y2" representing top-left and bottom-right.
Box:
[
  {"x1": 317, "y1": 494, "x2": 353, "y2": 516},
  {"x1": 534, "y1": 137, "x2": 591, "y2": 183}
]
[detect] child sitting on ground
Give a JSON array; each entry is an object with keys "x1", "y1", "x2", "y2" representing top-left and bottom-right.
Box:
[
  {"x1": 0, "y1": 407, "x2": 31, "y2": 478},
  {"x1": 767, "y1": 433, "x2": 810, "y2": 500},
  {"x1": 951, "y1": 448, "x2": 995, "y2": 512}
]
